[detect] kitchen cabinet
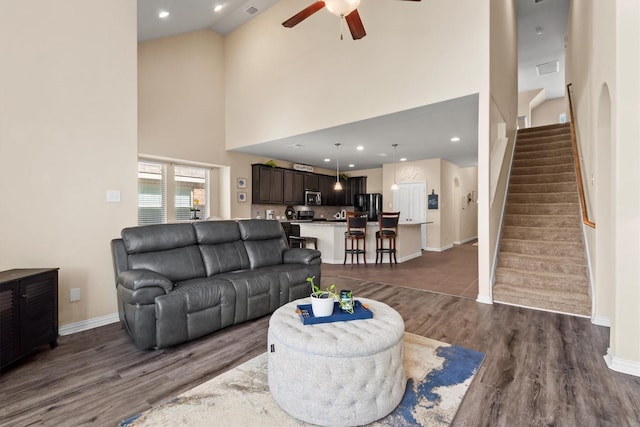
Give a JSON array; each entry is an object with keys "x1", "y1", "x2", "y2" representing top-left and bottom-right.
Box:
[
  {"x1": 303, "y1": 173, "x2": 319, "y2": 192},
  {"x1": 344, "y1": 176, "x2": 367, "y2": 206},
  {"x1": 283, "y1": 170, "x2": 304, "y2": 205},
  {"x1": 393, "y1": 182, "x2": 426, "y2": 223},
  {"x1": 318, "y1": 175, "x2": 335, "y2": 205},
  {"x1": 252, "y1": 164, "x2": 284, "y2": 204},
  {"x1": 1, "y1": 268, "x2": 59, "y2": 369}
]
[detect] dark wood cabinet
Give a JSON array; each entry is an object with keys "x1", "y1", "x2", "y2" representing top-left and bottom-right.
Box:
[
  {"x1": 252, "y1": 164, "x2": 284, "y2": 204},
  {"x1": 283, "y1": 170, "x2": 304, "y2": 205},
  {"x1": 303, "y1": 173, "x2": 319, "y2": 192},
  {"x1": 252, "y1": 165, "x2": 366, "y2": 207},
  {"x1": 1, "y1": 268, "x2": 59, "y2": 369}
]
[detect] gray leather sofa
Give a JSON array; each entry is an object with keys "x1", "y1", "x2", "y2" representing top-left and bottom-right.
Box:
[{"x1": 111, "y1": 219, "x2": 321, "y2": 350}]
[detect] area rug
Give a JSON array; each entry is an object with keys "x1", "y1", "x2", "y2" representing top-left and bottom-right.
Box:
[{"x1": 120, "y1": 333, "x2": 484, "y2": 427}]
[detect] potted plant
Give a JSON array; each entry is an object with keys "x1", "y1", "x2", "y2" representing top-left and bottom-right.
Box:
[{"x1": 306, "y1": 277, "x2": 354, "y2": 317}]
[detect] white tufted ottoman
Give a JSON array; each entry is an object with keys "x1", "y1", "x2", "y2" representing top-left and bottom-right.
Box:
[{"x1": 268, "y1": 297, "x2": 405, "y2": 427}]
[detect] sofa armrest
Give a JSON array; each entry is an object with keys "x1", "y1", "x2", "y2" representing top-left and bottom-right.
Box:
[
  {"x1": 117, "y1": 269, "x2": 174, "y2": 294},
  {"x1": 283, "y1": 248, "x2": 322, "y2": 266}
]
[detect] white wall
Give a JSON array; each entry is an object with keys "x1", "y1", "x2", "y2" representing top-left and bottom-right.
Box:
[
  {"x1": 224, "y1": 0, "x2": 490, "y2": 149},
  {"x1": 0, "y1": 0, "x2": 138, "y2": 326},
  {"x1": 566, "y1": 0, "x2": 640, "y2": 375},
  {"x1": 531, "y1": 97, "x2": 568, "y2": 127}
]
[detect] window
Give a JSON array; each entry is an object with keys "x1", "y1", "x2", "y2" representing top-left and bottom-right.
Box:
[
  {"x1": 138, "y1": 161, "x2": 166, "y2": 225},
  {"x1": 175, "y1": 165, "x2": 209, "y2": 221},
  {"x1": 138, "y1": 160, "x2": 211, "y2": 225}
]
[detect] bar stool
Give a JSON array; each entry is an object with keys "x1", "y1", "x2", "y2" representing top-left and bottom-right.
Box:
[
  {"x1": 289, "y1": 236, "x2": 318, "y2": 250},
  {"x1": 344, "y1": 211, "x2": 368, "y2": 265},
  {"x1": 376, "y1": 212, "x2": 400, "y2": 266}
]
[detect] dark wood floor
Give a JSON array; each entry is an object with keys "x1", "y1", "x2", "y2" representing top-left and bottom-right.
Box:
[{"x1": 2, "y1": 278, "x2": 639, "y2": 426}]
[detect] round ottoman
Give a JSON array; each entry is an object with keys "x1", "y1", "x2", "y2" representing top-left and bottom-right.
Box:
[{"x1": 268, "y1": 297, "x2": 405, "y2": 427}]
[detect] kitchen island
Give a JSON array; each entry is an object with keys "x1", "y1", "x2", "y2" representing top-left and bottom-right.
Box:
[{"x1": 293, "y1": 221, "x2": 423, "y2": 264}]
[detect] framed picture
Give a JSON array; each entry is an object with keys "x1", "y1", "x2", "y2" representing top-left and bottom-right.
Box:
[
  {"x1": 237, "y1": 191, "x2": 247, "y2": 203},
  {"x1": 428, "y1": 192, "x2": 439, "y2": 210},
  {"x1": 237, "y1": 177, "x2": 247, "y2": 189}
]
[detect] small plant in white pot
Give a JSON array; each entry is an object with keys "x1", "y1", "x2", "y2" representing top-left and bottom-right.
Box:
[{"x1": 306, "y1": 277, "x2": 354, "y2": 317}]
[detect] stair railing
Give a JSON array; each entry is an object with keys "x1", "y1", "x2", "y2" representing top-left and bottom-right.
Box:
[{"x1": 566, "y1": 83, "x2": 596, "y2": 228}]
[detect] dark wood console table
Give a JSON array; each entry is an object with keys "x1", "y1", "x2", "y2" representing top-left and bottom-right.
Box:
[{"x1": 0, "y1": 268, "x2": 59, "y2": 369}]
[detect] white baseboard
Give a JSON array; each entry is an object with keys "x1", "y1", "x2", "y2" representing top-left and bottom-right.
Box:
[
  {"x1": 476, "y1": 294, "x2": 493, "y2": 305},
  {"x1": 424, "y1": 244, "x2": 454, "y2": 252},
  {"x1": 59, "y1": 312, "x2": 120, "y2": 336},
  {"x1": 322, "y1": 251, "x2": 423, "y2": 265},
  {"x1": 592, "y1": 314, "x2": 611, "y2": 327},
  {"x1": 604, "y1": 348, "x2": 640, "y2": 378},
  {"x1": 454, "y1": 236, "x2": 478, "y2": 245}
]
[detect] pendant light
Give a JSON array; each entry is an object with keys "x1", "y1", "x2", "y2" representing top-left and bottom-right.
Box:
[
  {"x1": 334, "y1": 143, "x2": 343, "y2": 190},
  {"x1": 391, "y1": 144, "x2": 398, "y2": 190}
]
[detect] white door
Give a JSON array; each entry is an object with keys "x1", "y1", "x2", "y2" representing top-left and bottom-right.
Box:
[{"x1": 393, "y1": 182, "x2": 426, "y2": 223}]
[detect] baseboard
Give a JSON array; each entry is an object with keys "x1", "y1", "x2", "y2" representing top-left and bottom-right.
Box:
[
  {"x1": 424, "y1": 244, "x2": 454, "y2": 252},
  {"x1": 604, "y1": 348, "x2": 640, "y2": 378},
  {"x1": 59, "y1": 312, "x2": 120, "y2": 336},
  {"x1": 476, "y1": 294, "x2": 493, "y2": 305},
  {"x1": 453, "y1": 236, "x2": 478, "y2": 245},
  {"x1": 592, "y1": 314, "x2": 611, "y2": 327}
]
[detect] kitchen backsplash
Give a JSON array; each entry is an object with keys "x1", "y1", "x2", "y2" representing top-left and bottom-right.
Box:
[{"x1": 252, "y1": 204, "x2": 354, "y2": 220}]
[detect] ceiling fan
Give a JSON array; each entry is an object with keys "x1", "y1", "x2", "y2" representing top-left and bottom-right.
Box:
[{"x1": 282, "y1": 0, "x2": 421, "y2": 40}]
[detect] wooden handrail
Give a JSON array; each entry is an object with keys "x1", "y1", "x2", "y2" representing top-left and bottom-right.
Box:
[{"x1": 566, "y1": 83, "x2": 596, "y2": 228}]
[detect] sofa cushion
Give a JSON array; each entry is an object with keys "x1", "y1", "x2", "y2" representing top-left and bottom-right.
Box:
[
  {"x1": 122, "y1": 223, "x2": 196, "y2": 253},
  {"x1": 128, "y1": 246, "x2": 205, "y2": 283},
  {"x1": 238, "y1": 219, "x2": 287, "y2": 269},
  {"x1": 194, "y1": 221, "x2": 251, "y2": 275},
  {"x1": 214, "y1": 269, "x2": 280, "y2": 324}
]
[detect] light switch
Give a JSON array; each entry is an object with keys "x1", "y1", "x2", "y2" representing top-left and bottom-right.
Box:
[{"x1": 106, "y1": 190, "x2": 121, "y2": 203}]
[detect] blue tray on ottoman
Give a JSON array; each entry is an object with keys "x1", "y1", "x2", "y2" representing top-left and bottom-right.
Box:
[{"x1": 296, "y1": 300, "x2": 373, "y2": 325}]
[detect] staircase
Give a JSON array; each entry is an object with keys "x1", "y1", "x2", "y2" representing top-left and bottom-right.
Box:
[{"x1": 493, "y1": 123, "x2": 592, "y2": 316}]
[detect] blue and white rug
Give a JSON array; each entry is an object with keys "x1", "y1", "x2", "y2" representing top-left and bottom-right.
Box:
[{"x1": 121, "y1": 333, "x2": 484, "y2": 427}]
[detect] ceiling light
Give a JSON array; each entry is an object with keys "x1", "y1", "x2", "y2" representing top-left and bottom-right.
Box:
[
  {"x1": 213, "y1": 5, "x2": 223, "y2": 12},
  {"x1": 356, "y1": 145, "x2": 364, "y2": 151},
  {"x1": 535, "y1": 26, "x2": 543, "y2": 35},
  {"x1": 324, "y1": 158, "x2": 330, "y2": 162},
  {"x1": 158, "y1": 10, "x2": 170, "y2": 18},
  {"x1": 400, "y1": 158, "x2": 407, "y2": 162},
  {"x1": 324, "y1": 0, "x2": 360, "y2": 17},
  {"x1": 450, "y1": 137, "x2": 461, "y2": 142},
  {"x1": 349, "y1": 164, "x2": 355, "y2": 168},
  {"x1": 334, "y1": 143, "x2": 343, "y2": 191}
]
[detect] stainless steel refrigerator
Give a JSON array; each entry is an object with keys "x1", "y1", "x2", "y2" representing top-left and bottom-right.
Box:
[{"x1": 353, "y1": 193, "x2": 383, "y2": 221}]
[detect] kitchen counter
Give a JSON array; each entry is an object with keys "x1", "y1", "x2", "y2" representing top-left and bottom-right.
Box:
[{"x1": 294, "y1": 222, "x2": 424, "y2": 264}]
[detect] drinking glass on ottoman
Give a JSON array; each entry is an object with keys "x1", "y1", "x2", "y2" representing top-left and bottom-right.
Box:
[{"x1": 268, "y1": 297, "x2": 405, "y2": 427}]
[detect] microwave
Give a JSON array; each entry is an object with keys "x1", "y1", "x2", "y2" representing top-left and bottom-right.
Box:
[{"x1": 305, "y1": 191, "x2": 322, "y2": 206}]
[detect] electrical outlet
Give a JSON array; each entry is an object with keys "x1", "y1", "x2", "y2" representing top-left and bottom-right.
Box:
[{"x1": 70, "y1": 288, "x2": 81, "y2": 302}]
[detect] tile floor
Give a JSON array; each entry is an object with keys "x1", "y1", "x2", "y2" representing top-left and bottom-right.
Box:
[{"x1": 321, "y1": 242, "x2": 479, "y2": 299}]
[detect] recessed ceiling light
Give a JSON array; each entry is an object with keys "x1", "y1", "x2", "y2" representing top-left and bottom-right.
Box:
[
  {"x1": 356, "y1": 145, "x2": 364, "y2": 151},
  {"x1": 213, "y1": 4, "x2": 223, "y2": 12},
  {"x1": 349, "y1": 164, "x2": 355, "y2": 168},
  {"x1": 400, "y1": 158, "x2": 407, "y2": 162},
  {"x1": 158, "y1": 10, "x2": 170, "y2": 18},
  {"x1": 324, "y1": 158, "x2": 330, "y2": 162},
  {"x1": 450, "y1": 137, "x2": 461, "y2": 142}
]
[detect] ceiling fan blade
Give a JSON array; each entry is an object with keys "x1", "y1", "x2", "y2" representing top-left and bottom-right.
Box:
[
  {"x1": 282, "y1": 1, "x2": 326, "y2": 28},
  {"x1": 345, "y1": 9, "x2": 366, "y2": 40}
]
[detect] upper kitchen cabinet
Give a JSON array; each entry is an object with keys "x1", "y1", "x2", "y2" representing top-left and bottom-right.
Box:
[
  {"x1": 318, "y1": 175, "x2": 335, "y2": 205},
  {"x1": 284, "y1": 169, "x2": 305, "y2": 205},
  {"x1": 303, "y1": 173, "x2": 319, "y2": 192},
  {"x1": 252, "y1": 164, "x2": 284, "y2": 204}
]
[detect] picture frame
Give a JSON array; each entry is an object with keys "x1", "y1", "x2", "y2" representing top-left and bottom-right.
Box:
[
  {"x1": 428, "y1": 191, "x2": 439, "y2": 210},
  {"x1": 237, "y1": 191, "x2": 247, "y2": 203},
  {"x1": 237, "y1": 177, "x2": 247, "y2": 189}
]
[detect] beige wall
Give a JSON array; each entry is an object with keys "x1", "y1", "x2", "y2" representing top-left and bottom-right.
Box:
[
  {"x1": 0, "y1": 0, "x2": 138, "y2": 327},
  {"x1": 531, "y1": 97, "x2": 568, "y2": 127},
  {"x1": 567, "y1": 0, "x2": 640, "y2": 374},
  {"x1": 224, "y1": 0, "x2": 490, "y2": 149},
  {"x1": 484, "y1": 0, "x2": 518, "y2": 300}
]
